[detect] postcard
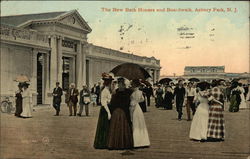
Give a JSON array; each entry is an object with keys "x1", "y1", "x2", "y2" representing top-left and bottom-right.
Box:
[{"x1": 0, "y1": 1, "x2": 249, "y2": 159}]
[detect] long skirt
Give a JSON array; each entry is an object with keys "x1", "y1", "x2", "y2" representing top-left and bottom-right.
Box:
[
  {"x1": 156, "y1": 96, "x2": 163, "y2": 108},
  {"x1": 93, "y1": 107, "x2": 110, "y2": 149},
  {"x1": 239, "y1": 94, "x2": 247, "y2": 109},
  {"x1": 164, "y1": 100, "x2": 173, "y2": 110},
  {"x1": 139, "y1": 101, "x2": 147, "y2": 112},
  {"x1": 15, "y1": 94, "x2": 23, "y2": 116},
  {"x1": 229, "y1": 95, "x2": 240, "y2": 112},
  {"x1": 107, "y1": 108, "x2": 133, "y2": 150},
  {"x1": 21, "y1": 97, "x2": 32, "y2": 117},
  {"x1": 207, "y1": 104, "x2": 225, "y2": 140},
  {"x1": 132, "y1": 105, "x2": 150, "y2": 147},
  {"x1": 189, "y1": 102, "x2": 209, "y2": 140}
]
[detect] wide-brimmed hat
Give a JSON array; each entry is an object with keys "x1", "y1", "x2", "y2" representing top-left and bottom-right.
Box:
[{"x1": 102, "y1": 72, "x2": 114, "y2": 80}]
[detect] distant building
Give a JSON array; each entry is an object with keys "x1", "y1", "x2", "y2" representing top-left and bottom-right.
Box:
[
  {"x1": 160, "y1": 66, "x2": 249, "y2": 83},
  {"x1": 183, "y1": 66, "x2": 225, "y2": 81}
]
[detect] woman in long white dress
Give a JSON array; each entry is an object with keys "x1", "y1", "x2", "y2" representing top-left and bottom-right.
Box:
[
  {"x1": 189, "y1": 83, "x2": 210, "y2": 141},
  {"x1": 21, "y1": 83, "x2": 33, "y2": 118},
  {"x1": 130, "y1": 79, "x2": 150, "y2": 148},
  {"x1": 239, "y1": 84, "x2": 247, "y2": 109}
]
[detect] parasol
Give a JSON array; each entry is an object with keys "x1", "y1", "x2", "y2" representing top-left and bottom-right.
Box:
[
  {"x1": 14, "y1": 74, "x2": 30, "y2": 83},
  {"x1": 110, "y1": 63, "x2": 151, "y2": 80}
]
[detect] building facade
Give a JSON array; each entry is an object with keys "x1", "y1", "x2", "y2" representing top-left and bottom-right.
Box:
[
  {"x1": 0, "y1": 10, "x2": 161, "y2": 105},
  {"x1": 183, "y1": 66, "x2": 226, "y2": 81}
]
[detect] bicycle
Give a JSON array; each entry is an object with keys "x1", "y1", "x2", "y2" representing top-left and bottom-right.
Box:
[{"x1": 1, "y1": 96, "x2": 15, "y2": 114}]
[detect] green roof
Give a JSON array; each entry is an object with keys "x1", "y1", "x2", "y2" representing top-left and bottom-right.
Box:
[{"x1": 0, "y1": 11, "x2": 66, "y2": 27}]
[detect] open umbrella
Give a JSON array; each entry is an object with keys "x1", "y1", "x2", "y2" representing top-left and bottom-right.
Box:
[
  {"x1": 159, "y1": 78, "x2": 172, "y2": 84},
  {"x1": 14, "y1": 74, "x2": 30, "y2": 83},
  {"x1": 188, "y1": 78, "x2": 200, "y2": 82},
  {"x1": 110, "y1": 63, "x2": 151, "y2": 80}
]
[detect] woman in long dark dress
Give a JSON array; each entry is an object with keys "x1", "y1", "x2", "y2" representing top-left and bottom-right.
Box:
[
  {"x1": 229, "y1": 82, "x2": 241, "y2": 112},
  {"x1": 15, "y1": 83, "x2": 23, "y2": 117},
  {"x1": 155, "y1": 84, "x2": 164, "y2": 108},
  {"x1": 94, "y1": 73, "x2": 113, "y2": 149},
  {"x1": 163, "y1": 86, "x2": 174, "y2": 110},
  {"x1": 107, "y1": 77, "x2": 134, "y2": 150}
]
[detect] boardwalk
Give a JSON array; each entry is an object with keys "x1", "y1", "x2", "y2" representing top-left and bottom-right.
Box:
[{"x1": 1, "y1": 100, "x2": 250, "y2": 159}]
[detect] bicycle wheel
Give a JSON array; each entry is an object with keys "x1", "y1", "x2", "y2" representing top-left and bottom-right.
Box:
[
  {"x1": 1, "y1": 101, "x2": 8, "y2": 113},
  {"x1": 6, "y1": 103, "x2": 14, "y2": 114}
]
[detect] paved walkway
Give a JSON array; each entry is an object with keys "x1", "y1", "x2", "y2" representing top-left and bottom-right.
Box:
[{"x1": 1, "y1": 100, "x2": 250, "y2": 159}]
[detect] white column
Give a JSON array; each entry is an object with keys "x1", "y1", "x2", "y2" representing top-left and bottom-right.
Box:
[
  {"x1": 154, "y1": 69, "x2": 157, "y2": 83},
  {"x1": 82, "y1": 43, "x2": 87, "y2": 85},
  {"x1": 57, "y1": 37, "x2": 63, "y2": 85},
  {"x1": 45, "y1": 53, "x2": 50, "y2": 104},
  {"x1": 76, "y1": 41, "x2": 83, "y2": 89},
  {"x1": 50, "y1": 35, "x2": 58, "y2": 90},
  {"x1": 88, "y1": 59, "x2": 93, "y2": 88}
]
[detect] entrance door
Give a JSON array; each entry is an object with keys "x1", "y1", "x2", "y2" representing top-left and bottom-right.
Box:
[
  {"x1": 62, "y1": 56, "x2": 75, "y2": 91},
  {"x1": 37, "y1": 53, "x2": 43, "y2": 104},
  {"x1": 62, "y1": 57, "x2": 70, "y2": 91}
]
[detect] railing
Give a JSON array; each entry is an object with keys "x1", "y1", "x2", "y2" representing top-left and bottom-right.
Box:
[
  {"x1": 91, "y1": 45, "x2": 160, "y2": 66},
  {"x1": 0, "y1": 24, "x2": 49, "y2": 44}
]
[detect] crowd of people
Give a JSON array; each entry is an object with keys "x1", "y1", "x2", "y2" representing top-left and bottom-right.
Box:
[
  {"x1": 152, "y1": 79, "x2": 249, "y2": 142},
  {"x1": 13, "y1": 74, "x2": 249, "y2": 146}
]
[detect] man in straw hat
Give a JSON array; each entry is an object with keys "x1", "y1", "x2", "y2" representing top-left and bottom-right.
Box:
[
  {"x1": 67, "y1": 83, "x2": 79, "y2": 116},
  {"x1": 78, "y1": 85, "x2": 91, "y2": 117}
]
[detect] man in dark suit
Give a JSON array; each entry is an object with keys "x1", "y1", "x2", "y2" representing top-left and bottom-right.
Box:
[
  {"x1": 174, "y1": 80, "x2": 186, "y2": 121},
  {"x1": 52, "y1": 82, "x2": 63, "y2": 116},
  {"x1": 67, "y1": 83, "x2": 79, "y2": 116},
  {"x1": 145, "y1": 86, "x2": 153, "y2": 106}
]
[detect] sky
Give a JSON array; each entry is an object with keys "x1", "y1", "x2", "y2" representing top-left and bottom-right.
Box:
[{"x1": 1, "y1": 1, "x2": 249, "y2": 76}]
